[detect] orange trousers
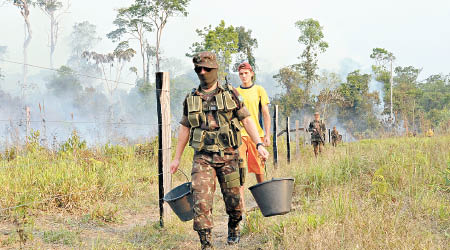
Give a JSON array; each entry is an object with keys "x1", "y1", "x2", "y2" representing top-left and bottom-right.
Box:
[{"x1": 238, "y1": 136, "x2": 265, "y2": 174}]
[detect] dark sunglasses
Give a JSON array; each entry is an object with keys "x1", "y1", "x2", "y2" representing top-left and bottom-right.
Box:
[{"x1": 194, "y1": 66, "x2": 213, "y2": 73}]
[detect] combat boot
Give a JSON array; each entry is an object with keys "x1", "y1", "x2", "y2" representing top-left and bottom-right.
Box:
[
  {"x1": 197, "y1": 229, "x2": 213, "y2": 249},
  {"x1": 227, "y1": 218, "x2": 240, "y2": 245}
]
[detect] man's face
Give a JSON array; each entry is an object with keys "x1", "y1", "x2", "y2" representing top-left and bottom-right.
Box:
[
  {"x1": 195, "y1": 66, "x2": 218, "y2": 89},
  {"x1": 314, "y1": 114, "x2": 320, "y2": 121},
  {"x1": 239, "y1": 69, "x2": 254, "y2": 85}
]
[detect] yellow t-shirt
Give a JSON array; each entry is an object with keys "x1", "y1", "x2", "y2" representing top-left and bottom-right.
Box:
[{"x1": 236, "y1": 84, "x2": 270, "y2": 137}]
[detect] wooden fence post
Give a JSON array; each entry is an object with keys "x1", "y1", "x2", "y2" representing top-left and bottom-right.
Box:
[
  {"x1": 272, "y1": 105, "x2": 278, "y2": 168},
  {"x1": 286, "y1": 117, "x2": 290, "y2": 164},
  {"x1": 295, "y1": 120, "x2": 300, "y2": 156},
  {"x1": 156, "y1": 72, "x2": 172, "y2": 227},
  {"x1": 328, "y1": 128, "x2": 331, "y2": 143}
]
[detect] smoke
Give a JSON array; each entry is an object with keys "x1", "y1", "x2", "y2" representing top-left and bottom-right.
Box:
[{"x1": 0, "y1": 63, "x2": 196, "y2": 149}]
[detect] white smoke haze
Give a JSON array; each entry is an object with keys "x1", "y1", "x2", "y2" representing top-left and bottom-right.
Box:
[{"x1": 1, "y1": 0, "x2": 449, "y2": 148}]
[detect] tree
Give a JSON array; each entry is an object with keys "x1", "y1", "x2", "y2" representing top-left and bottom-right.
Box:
[
  {"x1": 188, "y1": 20, "x2": 239, "y2": 79},
  {"x1": 67, "y1": 21, "x2": 101, "y2": 86},
  {"x1": 417, "y1": 74, "x2": 450, "y2": 131},
  {"x1": 337, "y1": 70, "x2": 380, "y2": 135},
  {"x1": 82, "y1": 41, "x2": 136, "y2": 97},
  {"x1": 314, "y1": 71, "x2": 343, "y2": 121},
  {"x1": 11, "y1": 0, "x2": 35, "y2": 98},
  {"x1": 46, "y1": 65, "x2": 82, "y2": 98},
  {"x1": 272, "y1": 66, "x2": 308, "y2": 116},
  {"x1": 37, "y1": 0, "x2": 70, "y2": 68},
  {"x1": 69, "y1": 21, "x2": 101, "y2": 60},
  {"x1": 294, "y1": 18, "x2": 328, "y2": 95},
  {"x1": 107, "y1": 1, "x2": 153, "y2": 84},
  {"x1": 392, "y1": 66, "x2": 422, "y2": 134},
  {"x1": 233, "y1": 26, "x2": 258, "y2": 71},
  {"x1": 370, "y1": 48, "x2": 395, "y2": 120},
  {"x1": 143, "y1": 0, "x2": 190, "y2": 72}
]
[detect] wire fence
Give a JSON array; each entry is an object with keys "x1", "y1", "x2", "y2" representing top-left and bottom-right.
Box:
[
  {"x1": 0, "y1": 59, "x2": 179, "y2": 148},
  {"x1": 0, "y1": 59, "x2": 177, "y2": 219},
  {"x1": 0, "y1": 59, "x2": 171, "y2": 92}
]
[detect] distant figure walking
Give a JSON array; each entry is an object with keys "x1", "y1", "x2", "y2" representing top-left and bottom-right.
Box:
[
  {"x1": 331, "y1": 126, "x2": 340, "y2": 147},
  {"x1": 308, "y1": 112, "x2": 326, "y2": 157}
]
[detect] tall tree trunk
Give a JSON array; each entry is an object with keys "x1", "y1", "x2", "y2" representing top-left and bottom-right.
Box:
[
  {"x1": 23, "y1": 18, "x2": 32, "y2": 101},
  {"x1": 50, "y1": 11, "x2": 56, "y2": 69},
  {"x1": 155, "y1": 26, "x2": 163, "y2": 72},
  {"x1": 139, "y1": 31, "x2": 146, "y2": 83}
]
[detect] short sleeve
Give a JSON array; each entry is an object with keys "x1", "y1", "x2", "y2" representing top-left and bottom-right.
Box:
[
  {"x1": 179, "y1": 96, "x2": 191, "y2": 127},
  {"x1": 259, "y1": 86, "x2": 270, "y2": 106},
  {"x1": 230, "y1": 87, "x2": 251, "y2": 121}
]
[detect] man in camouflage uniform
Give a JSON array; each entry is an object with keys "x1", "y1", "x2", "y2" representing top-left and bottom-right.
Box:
[
  {"x1": 331, "y1": 126, "x2": 339, "y2": 147},
  {"x1": 170, "y1": 52, "x2": 269, "y2": 249},
  {"x1": 308, "y1": 112, "x2": 326, "y2": 157}
]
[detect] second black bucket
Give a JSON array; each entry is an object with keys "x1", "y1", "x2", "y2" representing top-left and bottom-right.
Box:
[
  {"x1": 249, "y1": 178, "x2": 295, "y2": 217},
  {"x1": 163, "y1": 182, "x2": 194, "y2": 221}
]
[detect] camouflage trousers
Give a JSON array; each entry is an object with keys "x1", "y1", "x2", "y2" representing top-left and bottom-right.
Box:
[
  {"x1": 312, "y1": 141, "x2": 324, "y2": 156},
  {"x1": 331, "y1": 138, "x2": 338, "y2": 147},
  {"x1": 191, "y1": 150, "x2": 242, "y2": 231}
]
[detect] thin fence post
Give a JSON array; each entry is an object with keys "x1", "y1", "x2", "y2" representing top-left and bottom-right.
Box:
[
  {"x1": 156, "y1": 72, "x2": 172, "y2": 227},
  {"x1": 25, "y1": 106, "x2": 30, "y2": 144},
  {"x1": 303, "y1": 118, "x2": 307, "y2": 146},
  {"x1": 295, "y1": 120, "x2": 300, "y2": 156},
  {"x1": 286, "y1": 117, "x2": 290, "y2": 164},
  {"x1": 39, "y1": 102, "x2": 47, "y2": 147},
  {"x1": 328, "y1": 128, "x2": 331, "y2": 143},
  {"x1": 272, "y1": 105, "x2": 278, "y2": 168}
]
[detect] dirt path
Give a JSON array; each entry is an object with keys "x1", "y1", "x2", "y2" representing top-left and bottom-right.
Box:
[{"x1": 0, "y1": 189, "x2": 261, "y2": 249}]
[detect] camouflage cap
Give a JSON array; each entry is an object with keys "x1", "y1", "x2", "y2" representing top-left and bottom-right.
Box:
[{"x1": 193, "y1": 51, "x2": 219, "y2": 69}]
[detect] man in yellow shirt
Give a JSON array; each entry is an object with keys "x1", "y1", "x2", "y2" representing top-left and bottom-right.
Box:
[{"x1": 236, "y1": 62, "x2": 271, "y2": 210}]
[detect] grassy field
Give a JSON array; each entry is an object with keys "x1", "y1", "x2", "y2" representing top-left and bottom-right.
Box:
[{"x1": 0, "y1": 133, "x2": 449, "y2": 249}]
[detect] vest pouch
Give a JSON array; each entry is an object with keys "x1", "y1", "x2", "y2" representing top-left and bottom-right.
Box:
[
  {"x1": 234, "y1": 130, "x2": 242, "y2": 148},
  {"x1": 190, "y1": 128, "x2": 205, "y2": 151},
  {"x1": 230, "y1": 118, "x2": 242, "y2": 147},
  {"x1": 187, "y1": 96, "x2": 202, "y2": 113},
  {"x1": 200, "y1": 131, "x2": 219, "y2": 152},
  {"x1": 215, "y1": 93, "x2": 225, "y2": 110},
  {"x1": 230, "y1": 118, "x2": 242, "y2": 131},
  {"x1": 204, "y1": 131, "x2": 217, "y2": 145},
  {"x1": 223, "y1": 91, "x2": 237, "y2": 110},
  {"x1": 217, "y1": 124, "x2": 232, "y2": 148},
  {"x1": 188, "y1": 113, "x2": 200, "y2": 128}
]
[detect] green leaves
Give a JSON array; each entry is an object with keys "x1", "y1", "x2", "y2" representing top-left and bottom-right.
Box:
[
  {"x1": 336, "y1": 70, "x2": 380, "y2": 132},
  {"x1": 188, "y1": 20, "x2": 239, "y2": 78},
  {"x1": 294, "y1": 18, "x2": 329, "y2": 94}
]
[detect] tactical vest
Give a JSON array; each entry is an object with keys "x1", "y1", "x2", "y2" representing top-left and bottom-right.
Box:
[{"x1": 187, "y1": 84, "x2": 243, "y2": 154}]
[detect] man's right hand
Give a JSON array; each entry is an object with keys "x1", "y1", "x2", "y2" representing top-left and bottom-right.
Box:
[{"x1": 170, "y1": 159, "x2": 180, "y2": 174}]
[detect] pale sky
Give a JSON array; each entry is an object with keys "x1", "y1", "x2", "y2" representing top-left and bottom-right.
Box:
[{"x1": 1, "y1": 0, "x2": 449, "y2": 87}]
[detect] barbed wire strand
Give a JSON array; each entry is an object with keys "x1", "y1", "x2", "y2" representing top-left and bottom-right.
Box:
[
  {"x1": 0, "y1": 59, "x2": 171, "y2": 91},
  {"x1": 0, "y1": 119, "x2": 170, "y2": 126}
]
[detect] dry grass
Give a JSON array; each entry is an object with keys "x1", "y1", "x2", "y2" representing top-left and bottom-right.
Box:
[{"x1": 0, "y1": 134, "x2": 448, "y2": 249}]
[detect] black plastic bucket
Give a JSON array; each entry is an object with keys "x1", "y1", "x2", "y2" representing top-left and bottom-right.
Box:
[
  {"x1": 248, "y1": 178, "x2": 295, "y2": 217},
  {"x1": 163, "y1": 182, "x2": 194, "y2": 221}
]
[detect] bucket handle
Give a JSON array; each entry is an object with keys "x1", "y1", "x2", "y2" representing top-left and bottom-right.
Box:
[{"x1": 176, "y1": 168, "x2": 190, "y2": 182}]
